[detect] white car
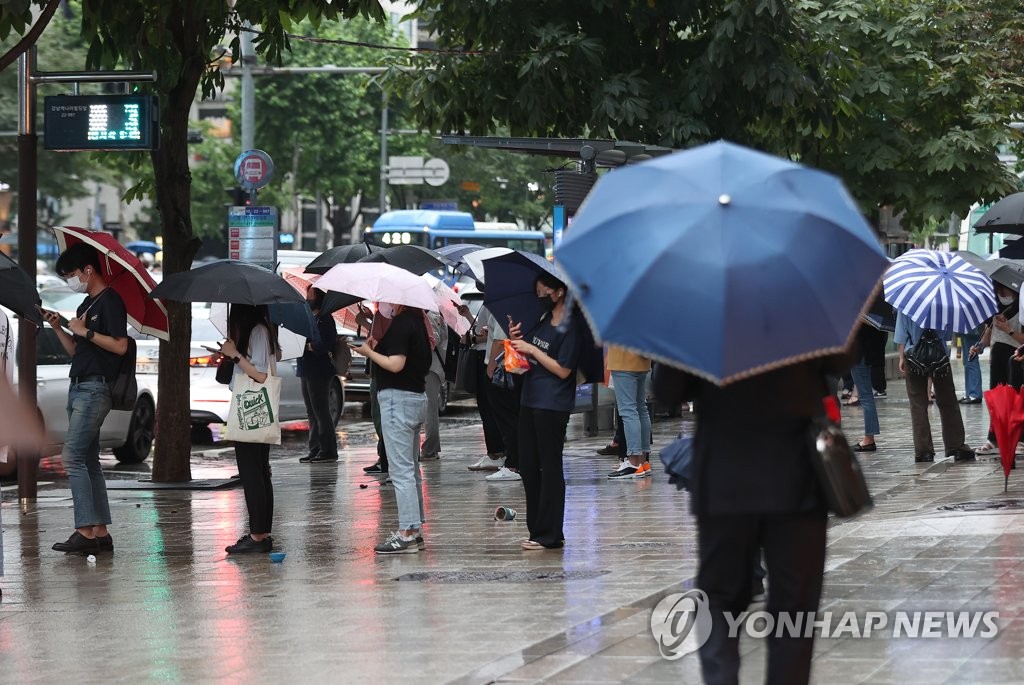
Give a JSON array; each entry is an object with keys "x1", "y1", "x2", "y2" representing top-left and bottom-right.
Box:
[{"x1": 3, "y1": 310, "x2": 157, "y2": 467}]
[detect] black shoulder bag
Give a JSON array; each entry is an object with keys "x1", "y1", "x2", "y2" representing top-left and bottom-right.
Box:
[{"x1": 903, "y1": 329, "x2": 951, "y2": 377}]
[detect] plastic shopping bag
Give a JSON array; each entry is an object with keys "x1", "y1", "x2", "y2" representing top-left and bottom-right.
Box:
[{"x1": 503, "y1": 339, "x2": 531, "y2": 374}]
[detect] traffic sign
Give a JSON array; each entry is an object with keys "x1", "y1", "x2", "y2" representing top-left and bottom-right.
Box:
[
  {"x1": 388, "y1": 156, "x2": 451, "y2": 186},
  {"x1": 234, "y1": 149, "x2": 275, "y2": 192},
  {"x1": 44, "y1": 94, "x2": 159, "y2": 152},
  {"x1": 228, "y1": 206, "x2": 278, "y2": 271}
]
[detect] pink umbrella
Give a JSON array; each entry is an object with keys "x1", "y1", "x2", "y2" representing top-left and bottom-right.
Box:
[
  {"x1": 280, "y1": 266, "x2": 362, "y2": 332},
  {"x1": 317, "y1": 262, "x2": 439, "y2": 312},
  {"x1": 423, "y1": 274, "x2": 471, "y2": 336},
  {"x1": 53, "y1": 226, "x2": 169, "y2": 340}
]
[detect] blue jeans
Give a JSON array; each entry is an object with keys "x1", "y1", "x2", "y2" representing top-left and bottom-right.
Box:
[
  {"x1": 62, "y1": 379, "x2": 113, "y2": 529},
  {"x1": 378, "y1": 388, "x2": 427, "y2": 531},
  {"x1": 611, "y1": 370, "x2": 651, "y2": 455},
  {"x1": 850, "y1": 361, "x2": 880, "y2": 436},
  {"x1": 961, "y1": 331, "x2": 983, "y2": 400}
]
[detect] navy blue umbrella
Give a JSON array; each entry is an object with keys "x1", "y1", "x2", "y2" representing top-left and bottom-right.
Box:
[
  {"x1": 125, "y1": 240, "x2": 161, "y2": 254},
  {"x1": 481, "y1": 250, "x2": 603, "y2": 382},
  {"x1": 556, "y1": 140, "x2": 888, "y2": 385}
]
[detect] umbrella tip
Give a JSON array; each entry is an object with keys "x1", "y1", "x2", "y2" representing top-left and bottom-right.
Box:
[{"x1": 718, "y1": 194, "x2": 731, "y2": 206}]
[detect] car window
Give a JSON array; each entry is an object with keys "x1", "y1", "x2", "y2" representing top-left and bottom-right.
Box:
[
  {"x1": 35, "y1": 326, "x2": 72, "y2": 365},
  {"x1": 39, "y1": 287, "x2": 86, "y2": 314}
]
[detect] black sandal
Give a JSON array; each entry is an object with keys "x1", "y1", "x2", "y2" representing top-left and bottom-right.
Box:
[{"x1": 854, "y1": 441, "x2": 877, "y2": 452}]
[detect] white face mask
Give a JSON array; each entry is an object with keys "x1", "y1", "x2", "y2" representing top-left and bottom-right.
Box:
[
  {"x1": 999, "y1": 294, "x2": 1015, "y2": 306},
  {"x1": 377, "y1": 302, "x2": 394, "y2": 319},
  {"x1": 65, "y1": 273, "x2": 89, "y2": 293}
]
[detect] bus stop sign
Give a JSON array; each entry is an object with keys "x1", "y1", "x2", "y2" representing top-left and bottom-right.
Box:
[{"x1": 234, "y1": 149, "x2": 274, "y2": 192}]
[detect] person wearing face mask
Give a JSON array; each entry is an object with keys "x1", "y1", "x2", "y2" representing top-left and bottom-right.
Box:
[
  {"x1": 970, "y1": 284, "x2": 1024, "y2": 454},
  {"x1": 297, "y1": 286, "x2": 340, "y2": 464},
  {"x1": 353, "y1": 302, "x2": 431, "y2": 553},
  {"x1": 44, "y1": 243, "x2": 129, "y2": 555},
  {"x1": 509, "y1": 273, "x2": 583, "y2": 550}
]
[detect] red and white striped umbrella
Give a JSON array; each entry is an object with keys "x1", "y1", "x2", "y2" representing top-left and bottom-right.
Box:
[{"x1": 52, "y1": 226, "x2": 169, "y2": 340}]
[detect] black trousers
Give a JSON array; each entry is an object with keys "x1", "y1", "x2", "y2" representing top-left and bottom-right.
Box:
[
  {"x1": 697, "y1": 511, "x2": 827, "y2": 685},
  {"x1": 235, "y1": 442, "x2": 273, "y2": 535},
  {"x1": 301, "y1": 374, "x2": 338, "y2": 459},
  {"x1": 518, "y1": 407, "x2": 569, "y2": 547},
  {"x1": 474, "y1": 351, "x2": 505, "y2": 455},
  {"x1": 486, "y1": 380, "x2": 521, "y2": 469}
]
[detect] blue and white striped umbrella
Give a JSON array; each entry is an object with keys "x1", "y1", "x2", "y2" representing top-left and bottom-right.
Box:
[{"x1": 883, "y1": 249, "x2": 997, "y2": 333}]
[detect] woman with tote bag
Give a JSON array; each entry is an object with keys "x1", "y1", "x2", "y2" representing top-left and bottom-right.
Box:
[{"x1": 217, "y1": 304, "x2": 282, "y2": 554}]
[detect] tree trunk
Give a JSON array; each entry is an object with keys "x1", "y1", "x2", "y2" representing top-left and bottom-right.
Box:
[{"x1": 149, "y1": 61, "x2": 204, "y2": 483}]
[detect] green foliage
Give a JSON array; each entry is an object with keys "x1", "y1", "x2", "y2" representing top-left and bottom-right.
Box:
[{"x1": 393, "y1": 0, "x2": 1024, "y2": 223}]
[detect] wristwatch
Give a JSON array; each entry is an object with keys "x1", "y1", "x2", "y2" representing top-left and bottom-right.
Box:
[
  {"x1": 86, "y1": 329, "x2": 95, "y2": 341},
  {"x1": 232, "y1": 355, "x2": 241, "y2": 363}
]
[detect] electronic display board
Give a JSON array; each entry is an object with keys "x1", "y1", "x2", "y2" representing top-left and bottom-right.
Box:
[{"x1": 44, "y1": 94, "x2": 158, "y2": 151}]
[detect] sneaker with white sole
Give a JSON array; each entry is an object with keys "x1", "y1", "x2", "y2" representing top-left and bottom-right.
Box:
[
  {"x1": 608, "y1": 461, "x2": 641, "y2": 479},
  {"x1": 485, "y1": 466, "x2": 522, "y2": 481},
  {"x1": 977, "y1": 442, "x2": 997, "y2": 455},
  {"x1": 640, "y1": 461, "x2": 652, "y2": 477},
  {"x1": 468, "y1": 455, "x2": 504, "y2": 471},
  {"x1": 374, "y1": 531, "x2": 419, "y2": 554}
]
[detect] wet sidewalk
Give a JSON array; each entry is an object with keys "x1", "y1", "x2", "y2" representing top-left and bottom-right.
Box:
[{"x1": 2, "y1": 362, "x2": 1023, "y2": 684}]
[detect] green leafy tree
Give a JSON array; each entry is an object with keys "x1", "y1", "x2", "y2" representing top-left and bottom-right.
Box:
[
  {"x1": 0, "y1": 0, "x2": 386, "y2": 482},
  {"x1": 393, "y1": 0, "x2": 1024, "y2": 224}
]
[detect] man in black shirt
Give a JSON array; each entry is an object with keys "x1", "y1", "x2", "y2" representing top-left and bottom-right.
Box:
[{"x1": 43, "y1": 243, "x2": 129, "y2": 555}]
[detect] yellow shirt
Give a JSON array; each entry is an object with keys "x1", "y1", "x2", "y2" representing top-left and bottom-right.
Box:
[{"x1": 606, "y1": 345, "x2": 651, "y2": 372}]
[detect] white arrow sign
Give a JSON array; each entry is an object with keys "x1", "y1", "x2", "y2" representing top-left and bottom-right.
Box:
[{"x1": 388, "y1": 156, "x2": 450, "y2": 186}]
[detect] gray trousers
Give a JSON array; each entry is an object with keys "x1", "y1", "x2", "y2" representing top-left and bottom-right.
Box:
[
  {"x1": 421, "y1": 371, "x2": 442, "y2": 457},
  {"x1": 905, "y1": 371, "x2": 966, "y2": 458}
]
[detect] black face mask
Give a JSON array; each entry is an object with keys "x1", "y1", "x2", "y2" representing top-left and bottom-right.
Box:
[{"x1": 538, "y1": 293, "x2": 557, "y2": 311}]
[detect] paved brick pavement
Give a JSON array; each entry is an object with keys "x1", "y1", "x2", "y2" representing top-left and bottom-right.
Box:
[{"x1": 1, "y1": 360, "x2": 1023, "y2": 684}]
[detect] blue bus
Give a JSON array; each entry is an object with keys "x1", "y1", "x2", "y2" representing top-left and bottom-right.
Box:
[{"x1": 365, "y1": 210, "x2": 547, "y2": 256}]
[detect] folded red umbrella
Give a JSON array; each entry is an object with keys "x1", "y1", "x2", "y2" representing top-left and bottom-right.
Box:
[
  {"x1": 53, "y1": 226, "x2": 169, "y2": 340},
  {"x1": 983, "y1": 384, "x2": 1024, "y2": 491}
]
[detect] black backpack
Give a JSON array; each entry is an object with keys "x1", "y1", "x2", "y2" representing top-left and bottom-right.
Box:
[
  {"x1": 110, "y1": 337, "x2": 138, "y2": 411},
  {"x1": 904, "y1": 329, "x2": 951, "y2": 377}
]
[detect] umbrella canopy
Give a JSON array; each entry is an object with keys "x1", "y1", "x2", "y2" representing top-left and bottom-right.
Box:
[
  {"x1": 883, "y1": 250, "x2": 997, "y2": 334},
  {"x1": 303, "y1": 244, "x2": 371, "y2": 275},
  {"x1": 281, "y1": 266, "x2": 362, "y2": 332},
  {"x1": 148, "y1": 259, "x2": 304, "y2": 306},
  {"x1": 974, "y1": 192, "x2": 1024, "y2": 235},
  {"x1": 316, "y1": 262, "x2": 438, "y2": 312},
  {"x1": 0, "y1": 251, "x2": 42, "y2": 326},
  {"x1": 53, "y1": 226, "x2": 169, "y2": 340},
  {"x1": 462, "y1": 247, "x2": 513, "y2": 284},
  {"x1": 436, "y1": 243, "x2": 485, "y2": 263},
  {"x1": 555, "y1": 140, "x2": 888, "y2": 385},
  {"x1": 983, "y1": 384, "x2": 1024, "y2": 491},
  {"x1": 481, "y1": 250, "x2": 567, "y2": 334},
  {"x1": 861, "y1": 290, "x2": 896, "y2": 333},
  {"x1": 423, "y1": 273, "x2": 471, "y2": 336},
  {"x1": 208, "y1": 303, "x2": 309, "y2": 360},
  {"x1": 953, "y1": 250, "x2": 1024, "y2": 294},
  {"x1": 125, "y1": 240, "x2": 161, "y2": 255},
  {"x1": 358, "y1": 244, "x2": 449, "y2": 275}
]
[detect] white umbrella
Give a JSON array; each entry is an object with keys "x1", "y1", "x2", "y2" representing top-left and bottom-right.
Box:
[
  {"x1": 317, "y1": 262, "x2": 439, "y2": 312},
  {"x1": 209, "y1": 303, "x2": 305, "y2": 361},
  {"x1": 462, "y1": 247, "x2": 512, "y2": 284}
]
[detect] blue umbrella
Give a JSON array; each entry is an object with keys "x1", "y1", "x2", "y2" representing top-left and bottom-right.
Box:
[
  {"x1": 883, "y1": 250, "x2": 996, "y2": 333},
  {"x1": 555, "y1": 140, "x2": 889, "y2": 385},
  {"x1": 267, "y1": 302, "x2": 316, "y2": 338},
  {"x1": 125, "y1": 240, "x2": 161, "y2": 254}
]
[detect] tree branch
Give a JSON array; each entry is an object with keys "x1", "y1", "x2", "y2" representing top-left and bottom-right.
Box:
[{"x1": 0, "y1": 0, "x2": 63, "y2": 74}]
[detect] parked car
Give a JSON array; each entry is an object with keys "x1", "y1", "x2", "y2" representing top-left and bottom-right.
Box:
[
  {"x1": 1, "y1": 308, "x2": 157, "y2": 469},
  {"x1": 183, "y1": 311, "x2": 345, "y2": 429}
]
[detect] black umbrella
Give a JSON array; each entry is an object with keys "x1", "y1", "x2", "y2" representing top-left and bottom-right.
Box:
[
  {"x1": 148, "y1": 260, "x2": 304, "y2": 305},
  {"x1": 955, "y1": 250, "x2": 1024, "y2": 293},
  {"x1": 0, "y1": 251, "x2": 43, "y2": 326},
  {"x1": 358, "y1": 244, "x2": 449, "y2": 275},
  {"x1": 303, "y1": 244, "x2": 371, "y2": 275},
  {"x1": 975, "y1": 193, "x2": 1024, "y2": 235}
]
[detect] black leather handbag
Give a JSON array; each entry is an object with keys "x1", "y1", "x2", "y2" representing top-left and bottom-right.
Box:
[
  {"x1": 904, "y1": 329, "x2": 951, "y2": 377},
  {"x1": 809, "y1": 418, "x2": 873, "y2": 518},
  {"x1": 215, "y1": 356, "x2": 235, "y2": 385}
]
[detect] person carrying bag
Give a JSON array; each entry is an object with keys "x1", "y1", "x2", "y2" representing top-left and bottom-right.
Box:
[{"x1": 218, "y1": 305, "x2": 282, "y2": 554}]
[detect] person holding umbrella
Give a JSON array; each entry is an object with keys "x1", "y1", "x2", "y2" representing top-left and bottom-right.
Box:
[
  {"x1": 969, "y1": 284, "x2": 1024, "y2": 454},
  {"x1": 509, "y1": 272, "x2": 583, "y2": 550},
  {"x1": 297, "y1": 286, "x2": 340, "y2": 464},
  {"x1": 218, "y1": 304, "x2": 282, "y2": 554},
  {"x1": 351, "y1": 301, "x2": 432, "y2": 554},
  {"x1": 45, "y1": 243, "x2": 130, "y2": 554}
]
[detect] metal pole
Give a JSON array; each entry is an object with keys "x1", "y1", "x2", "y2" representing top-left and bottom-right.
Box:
[
  {"x1": 379, "y1": 93, "x2": 388, "y2": 213},
  {"x1": 240, "y1": 24, "x2": 255, "y2": 152},
  {"x1": 17, "y1": 47, "x2": 39, "y2": 503}
]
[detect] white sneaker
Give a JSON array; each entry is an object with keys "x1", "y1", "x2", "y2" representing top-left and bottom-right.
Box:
[
  {"x1": 468, "y1": 455, "x2": 503, "y2": 471},
  {"x1": 486, "y1": 466, "x2": 522, "y2": 481}
]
